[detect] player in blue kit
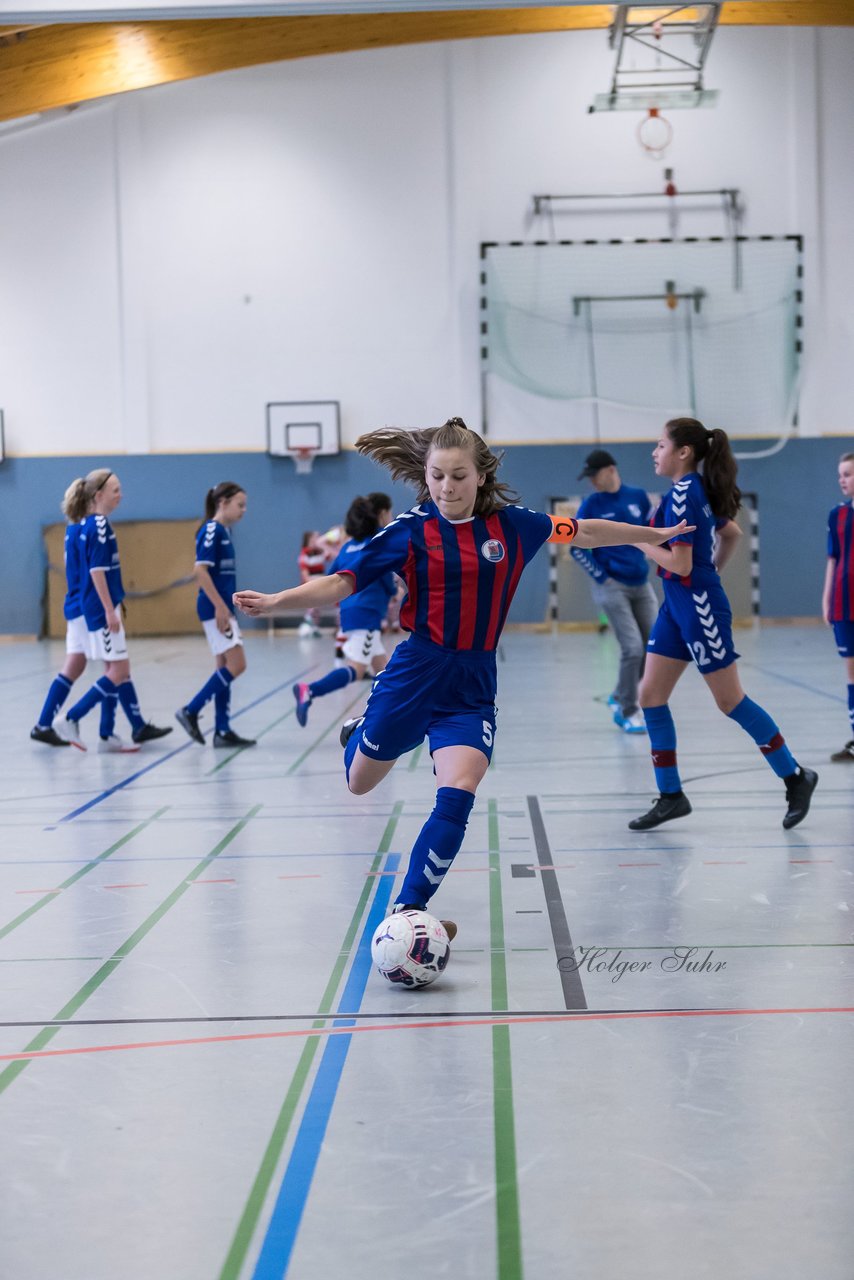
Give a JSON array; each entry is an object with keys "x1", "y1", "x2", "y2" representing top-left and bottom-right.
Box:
[
  {"x1": 572, "y1": 448, "x2": 659, "y2": 734},
  {"x1": 175, "y1": 482, "x2": 256, "y2": 749},
  {"x1": 235, "y1": 417, "x2": 691, "y2": 934},
  {"x1": 629, "y1": 418, "x2": 818, "y2": 831},
  {"x1": 292, "y1": 495, "x2": 397, "y2": 727},
  {"x1": 30, "y1": 492, "x2": 121, "y2": 748},
  {"x1": 53, "y1": 470, "x2": 173, "y2": 751},
  {"x1": 821, "y1": 451, "x2": 854, "y2": 762}
]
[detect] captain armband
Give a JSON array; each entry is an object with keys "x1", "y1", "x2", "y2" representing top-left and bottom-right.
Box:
[{"x1": 547, "y1": 515, "x2": 579, "y2": 544}]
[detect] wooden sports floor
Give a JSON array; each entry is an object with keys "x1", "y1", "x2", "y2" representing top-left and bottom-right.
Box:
[{"x1": 1, "y1": 625, "x2": 852, "y2": 1280}]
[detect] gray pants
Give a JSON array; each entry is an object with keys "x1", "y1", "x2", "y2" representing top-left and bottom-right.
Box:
[{"x1": 591, "y1": 578, "x2": 659, "y2": 718}]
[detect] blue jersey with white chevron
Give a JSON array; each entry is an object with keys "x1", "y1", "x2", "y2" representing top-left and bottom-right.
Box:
[
  {"x1": 63, "y1": 522, "x2": 86, "y2": 621},
  {"x1": 652, "y1": 472, "x2": 728, "y2": 588},
  {"x1": 574, "y1": 484, "x2": 653, "y2": 584},
  {"x1": 195, "y1": 520, "x2": 236, "y2": 622},
  {"x1": 328, "y1": 538, "x2": 397, "y2": 632},
  {"x1": 80, "y1": 513, "x2": 125, "y2": 629}
]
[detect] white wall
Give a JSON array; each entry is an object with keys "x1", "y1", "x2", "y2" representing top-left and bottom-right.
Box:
[{"x1": 1, "y1": 24, "x2": 852, "y2": 455}]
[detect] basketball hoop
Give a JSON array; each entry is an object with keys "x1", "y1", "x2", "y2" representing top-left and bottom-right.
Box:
[
  {"x1": 637, "y1": 107, "x2": 673, "y2": 160},
  {"x1": 292, "y1": 447, "x2": 317, "y2": 476}
]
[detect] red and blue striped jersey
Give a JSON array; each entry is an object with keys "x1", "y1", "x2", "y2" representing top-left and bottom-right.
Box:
[
  {"x1": 335, "y1": 501, "x2": 556, "y2": 651},
  {"x1": 827, "y1": 500, "x2": 854, "y2": 622}
]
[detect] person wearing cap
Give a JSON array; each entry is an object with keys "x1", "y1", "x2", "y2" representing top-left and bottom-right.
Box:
[{"x1": 572, "y1": 448, "x2": 658, "y2": 733}]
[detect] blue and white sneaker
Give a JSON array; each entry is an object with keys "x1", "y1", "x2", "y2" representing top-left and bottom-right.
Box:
[
  {"x1": 613, "y1": 709, "x2": 647, "y2": 734},
  {"x1": 606, "y1": 694, "x2": 619, "y2": 709},
  {"x1": 292, "y1": 683, "x2": 312, "y2": 727}
]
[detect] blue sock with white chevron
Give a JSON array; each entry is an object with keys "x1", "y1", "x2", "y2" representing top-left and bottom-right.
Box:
[
  {"x1": 117, "y1": 679, "x2": 146, "y2": 733},
  {"x1": 642, "y1": 704, "x2": 682, "y2": 792},
  {"x1": 848, "y1": 684, "x2": 854, "y2": 736},
  {"x1": 214, "y1": 671, "x2": 234, "y2": 733},
  {"x1": 395, "y1": 787, "x2": 476, "y2": 910},
  {"x1": 99, "y1": 687, "x2": 118, "y2": 737},
  {"x1": 37, "y1": 673, "x2": 74, "y2": 729},
  {"x1": 188, "y1": 669, "x2": 232, "y2": 719},
  {"x1": 727, "y1": 696, "x2": 797, "y2": 778},
  {"x1": 66, "y1": 676, "x2": 118, "y2": 723},
  {"x1": 309, "y1": 666, "x2": 356, "y2": 698}
]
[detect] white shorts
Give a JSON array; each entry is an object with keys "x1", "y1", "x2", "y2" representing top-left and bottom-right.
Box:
[
  {"x1": 86, "y1": 622, "x2": 129, "y2": 662},
  {"x1": 65, "y1": 615, "x2": 90, "y2": 655},
  {"x1": 202, "y1": 615, "x2": 244, "y2": 656},
  {"x1": 340, "y1": 629, "x2": 386, "y2": 666}
]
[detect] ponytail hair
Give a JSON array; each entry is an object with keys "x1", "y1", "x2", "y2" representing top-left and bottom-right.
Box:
[
  {"x1": 665, "y1": 417, "x2": 741, "y2": 520},
  {"x1": 344, "y1": 496, "x2": 381, "y2": 542},
  {"x1": 355, "y1": 417, "x2": 518, "y2": 518},
  {"x1": 204, "y1": 481, "x2": 245, "y2": 522},
  {"x1": 61, "y1": 468, "x2": 113, "y2": 522}
]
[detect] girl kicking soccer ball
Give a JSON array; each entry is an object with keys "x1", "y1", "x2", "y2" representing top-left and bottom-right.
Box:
[{"x1": 235, "y1": 417, "x2": 692, "y2": 933}]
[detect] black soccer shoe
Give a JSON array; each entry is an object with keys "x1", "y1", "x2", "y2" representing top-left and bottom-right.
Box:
[
  {"x1": 339, "y1": 716, "x2": 364, "y2": 749},
  {"x1": 213, "y1": 730, "x2": 257, "y2": 749},
  {"x1": 830, "y1": 740, "x2": 854, "y2": 763},
  {"x1": 628, "y1": 791, "x2": 692, "y2": 831},
  {"x1": 132, "y1": 722, "x2": 174, "y2": 744},
  {"x1": 30, "y1": 725, "x2": 71, "y2": 747},
  {"x1": 175, "y1": 708, "x2": 204, "y2": 744},
  {"x1": 782, "y1": 767, "x2": 818, "y2": 830}
]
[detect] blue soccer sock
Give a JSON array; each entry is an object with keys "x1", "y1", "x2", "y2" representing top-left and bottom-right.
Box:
[
  {"x1": 309, "y1": 666, "x2": 356, "y2": 699},
  {"x1": 99, "y1": 688, "x2": 119, "y2": 738},
  {"x1": 642, "y1": 704, "x2": 682, "y2": 793},
  {"x1": 187, "y1": 668, "x2": 232, "y2": 718},
  {"x1": 117, "y1": 680, "x2": 146, "y2": 733},
  {"x1": 214, "y1": 670, "x2": 234, "y2": 733},
  {"x1": 727, "y1": 695, "x2": 797, "y2": 779},
  {"x1": 395, "y1": 787, "x2": 476, "y2": 909},
  {"x1": 66, "y1": 676, "x2": 117, "y2": 724},
  {"x1": 37, "y1": 673, "x2": 73, "y2": 729},
  {"x1": 848, "y1": 684, "x2": 854, "y2": 737}
]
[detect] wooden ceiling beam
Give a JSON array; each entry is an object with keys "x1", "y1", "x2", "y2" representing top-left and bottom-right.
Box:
[{"x1": 1, "y1": 4, "x2": 851, "y2": 125}]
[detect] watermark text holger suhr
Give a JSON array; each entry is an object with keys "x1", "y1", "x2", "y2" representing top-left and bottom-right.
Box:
[{"x1": 558, "y1": 947, "x2": 727, "y2": 984}]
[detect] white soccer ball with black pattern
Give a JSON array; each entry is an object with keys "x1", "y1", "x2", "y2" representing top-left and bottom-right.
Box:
[{"x1": 371, "y1": 910, "x2": 451, "y2": 988}]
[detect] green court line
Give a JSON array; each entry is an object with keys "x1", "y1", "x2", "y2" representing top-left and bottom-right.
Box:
[
  {"x1": 0, "y1": 805, "x2": 260, "y2": 1098},
  {"x1": 218, "y1": 800, "x2": 403, "y2": 1280},
  {"x1": 285, "y1": 688, "x2": 368, "y2": 775},
  {"x1": 206, "y1": 709, "x2": 296, "y2": 775},
  {"x1": 407, "y1": 741, "x2": 424, "y2": 770},
  {"x1": 488, "y1": 797, "x2": 524, "y2": 1280},
  {"x1": 0, "y1": 808, "x2": 169, "y2": 944}
]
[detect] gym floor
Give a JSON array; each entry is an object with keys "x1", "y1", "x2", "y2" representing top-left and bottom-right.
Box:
[{"x1": 1, "y1": 624, "x2": 852, "y2": 1280}]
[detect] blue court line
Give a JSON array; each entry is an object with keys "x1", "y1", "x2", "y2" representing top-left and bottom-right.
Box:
[
  {"x1": 250, "y1": 853, "x2": 399, "y2": 1280},
  {"x1": 738, "y1": 660, "x2": 846, "y2": 703},
  {"x1": 51, "y1": 667, "x2": 316, "y2": 826}
]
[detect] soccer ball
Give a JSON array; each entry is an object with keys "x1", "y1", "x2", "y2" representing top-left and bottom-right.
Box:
[{"x1": 371, "y1": 910, "x2": 451, "y2": 988}]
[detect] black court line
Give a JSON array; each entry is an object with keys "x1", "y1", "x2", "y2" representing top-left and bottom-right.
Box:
[{"x1": 527, "y1": 794, "x2": 588, "y2": 1010}]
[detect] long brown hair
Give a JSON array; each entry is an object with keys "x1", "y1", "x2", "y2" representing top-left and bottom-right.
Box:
[
  {"x1": 665, "y1": 417, "x2": 741, "y2": 520},
  {"x1": 204, "y1": 481, "x2": 245, "y2": 521},
  {"x1": 355, "y1": 417, "x2": 518, "y2": 518},
  {"x1": 61, "y1": 469, "x2": 113, "y2": 522}
]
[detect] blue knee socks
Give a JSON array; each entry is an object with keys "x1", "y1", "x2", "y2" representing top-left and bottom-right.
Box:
[
  {"x1": 727, "y1": 695, "x2": 796, "y2": 778},
  {"x1": 117, "y1": 680, "x2": 145, "y2": 733},
  {"x1": 214, "y1": 671, "x2": 234, "y2": 733},
  {"x1": 66, "y1": 676, "x2": 117, "y2": 724},
  {"x1": 642, "y1": 704, "x2": 682, "y2": 793},
  {"x1": 396, "y1": 787, "x2": 476, "y2": 910},
  {"x1": 37, "y1": 673, "x2": 73, "y2": 729},
  {"x1": 848, "y1": 684, "x2": 854, "y2": 737},
  {"x1": 187, "y1": 668, "x2": 233, "y2": 720},
  {"x1": 310, "y1": 666, "x2": 356, "y2": 698}
]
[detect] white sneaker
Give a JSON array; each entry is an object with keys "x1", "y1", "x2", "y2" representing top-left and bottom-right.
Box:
[
  {"x1": 98, "y1": 734, "x2": 141, "y2": 754},
  {"x1": 621, "y1": 710, "x2": 647, "y2": 734},
  {"x1": 54, "y1": 716, "x2": 86, "y2": 751}
]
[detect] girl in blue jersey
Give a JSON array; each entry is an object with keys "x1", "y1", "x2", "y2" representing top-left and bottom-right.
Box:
[
  {"x1": 175, "y1": 482, "x2": 256, "y2": 749},
  {"x1": 629, "y1": 417, "x2": 818, "y2": 831},
  {"x1": 235, "y1": 417, "x2": 691, "y2": 935},
  {"x1": 30, "y1": 488, "x2": 122, "y2": 748},
  {"x1": 821, "y1": 451, "x2": 854, "y2": 762},
  {"x1": 53, "y1": 470, "x2": 173, "y2": 751},
  {"x1": 292, "y1": 495, "x2": 397, "y2": 727}
]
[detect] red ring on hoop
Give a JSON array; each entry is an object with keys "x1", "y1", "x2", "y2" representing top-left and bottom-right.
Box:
[{"x1": 636, "y1": 107, "x2": 673, "y2": 159}]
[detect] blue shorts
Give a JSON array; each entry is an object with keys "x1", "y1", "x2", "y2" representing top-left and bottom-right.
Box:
[
  {"x1": 352, "y1": 632, "x2": 498, "y2": 763},
  {"x1": 647, "y1": 580, "x2": 739, "y2": 674},
  {"x1": 832, "y1": 621, "x2": 854, "y2": 658}
]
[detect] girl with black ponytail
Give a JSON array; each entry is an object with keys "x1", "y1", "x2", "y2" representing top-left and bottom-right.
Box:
[
  {"x1": 175, "y1": 482, "x2": 256, "y2": 749},
  {"x1": 629, "y1": 417, "x2": 818, "y2": 832}
]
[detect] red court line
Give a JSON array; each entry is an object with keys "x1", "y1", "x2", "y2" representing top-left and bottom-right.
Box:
[
  {"x1": 790, "y1": 860, "x2": 833, "y2": 865},
  {"x1": 104, "y1": 884, "x2": 149, "y2": 890},
  {"x1": 15, "y1": 889, "x2": 61, "y2": 895},
  {"x1": 5, "y1": 1005, "x2": 854, "y2": 1064}
]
